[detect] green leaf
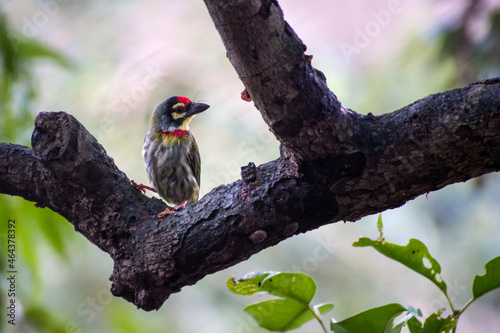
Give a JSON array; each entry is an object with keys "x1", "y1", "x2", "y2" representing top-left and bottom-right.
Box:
[
  {"x1": 227, "y1": 272, "x2": 316, "y2": 303},
  {"x1": 331, "y1": 303, "x2": 407, "y2": 333},
  {"x1": 227, "y1": 271, "x2": 272, "y2": 295},
  {"x1": 377, "y1": 214, "x2": 384, "y2": 231},
  {"x1": 245, "y1": 300, "x2": 333, "y2": 331},
  {"x1": 391, "y1": 322, "x2": 405, "y2": 333},
  {"x1": 377, "y1": 214, "x2": 384, "y2": 239},
  {"x1": 353, "y1": 238, "x2": 447, "y2": 293},
  {"x1": 407, "y1": 314, "x2": 457, "y2": 333},
  {"x1": 245, "y1": 299, "x2": 308, "y2": 331},
  {"x1": 259, "y1": 273, "x2": 316, "y2": 304},
  {"x1": 315, "y1": 302, "x2": 334, "y2": 316},
  {"x1": 472, "y1": 256, "x2": 500, "y2": 299},
  {"x1": 229, "y1": 272, "x2": 332, "y2": 331}
]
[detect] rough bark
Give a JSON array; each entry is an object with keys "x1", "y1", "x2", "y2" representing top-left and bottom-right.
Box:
[{"x1": 1, "y1": 0, "x2": 500, "y2": 311}]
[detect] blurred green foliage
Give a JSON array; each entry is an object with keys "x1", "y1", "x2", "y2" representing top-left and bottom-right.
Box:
[
  {"x1": 0, "y1": 9, "x2": 76, "y2": 332},
  {"x1": 0, "y1": 11, "x2": 70, "y2": 144},
  {"x1": 437, "y1": 9, "x2": 500, "y2": 85}
]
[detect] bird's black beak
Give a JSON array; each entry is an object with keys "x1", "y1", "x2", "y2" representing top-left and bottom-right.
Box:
[{"x1": 185, "y1": 102, "x2": 210, "y2": 118}]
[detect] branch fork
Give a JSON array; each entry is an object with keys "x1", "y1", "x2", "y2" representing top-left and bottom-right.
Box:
[{"x1": 0, "y1": 0, "x2": 499, "y2": 310}]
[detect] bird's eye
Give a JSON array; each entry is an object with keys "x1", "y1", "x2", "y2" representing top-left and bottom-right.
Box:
[{"x1": 172, "y1": 102, "x2": 186, "y2": 113}]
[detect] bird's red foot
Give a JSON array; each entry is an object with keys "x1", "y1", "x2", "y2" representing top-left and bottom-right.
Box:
[
  {"x1": 131, "y1": 180, "x2": 156, "y2": 194},
  {"x1": 172, "y1": 200, "x2": 188, "y2": 210}
]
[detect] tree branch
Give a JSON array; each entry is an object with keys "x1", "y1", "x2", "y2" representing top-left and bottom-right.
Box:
[
  {"x1": 204, "y1": 0, "x2": 344, "y2": 161},
  {"x1": 1, "y1": 0, "x2": 500, "y2": 311}
]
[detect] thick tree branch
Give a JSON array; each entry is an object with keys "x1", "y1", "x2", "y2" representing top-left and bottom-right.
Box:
[
  {"x1": 1, "y1": 0, "x2": 499, "y2": 311},
  {"x1": 204, "y1": 0, "x2": 344, "y2": 161},
  {"x1": 1, "y1": 79, "x2": 499, "y2": 310}
]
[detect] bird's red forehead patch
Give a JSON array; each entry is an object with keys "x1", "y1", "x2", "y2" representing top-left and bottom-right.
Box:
[{"x1": 177, "y1": 96, "x2": 191, "y2": 105}]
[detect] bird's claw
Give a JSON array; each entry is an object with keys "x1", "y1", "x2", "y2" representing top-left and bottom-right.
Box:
[
  {"x1": 173, "y1": 200, "x2": 188, "y2": 210},
  {"x1": 131, "y1": 180, "x2": 156, "y2": 194}
]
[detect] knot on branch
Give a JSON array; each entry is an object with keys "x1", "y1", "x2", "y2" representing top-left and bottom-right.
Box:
[
  {"x1": 32, "y1": 111, "x2": 79, "y2": 162},
  {"x1": 241, "y1": 162, "x2": 257, "y2": 182}
]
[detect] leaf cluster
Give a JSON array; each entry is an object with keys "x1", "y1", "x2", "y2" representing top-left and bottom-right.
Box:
[{"x1": 229, "y1": 215, "x2": 500, "y2": 333}]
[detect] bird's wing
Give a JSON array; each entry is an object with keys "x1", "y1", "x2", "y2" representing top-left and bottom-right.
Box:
[{"x1": 188, "y1": 134, "x2": 201, "y2": 186}]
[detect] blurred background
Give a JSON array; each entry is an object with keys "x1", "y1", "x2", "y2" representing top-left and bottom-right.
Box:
[{"x1": 1, "y1": 0, "x2": 499, "y2": 332}]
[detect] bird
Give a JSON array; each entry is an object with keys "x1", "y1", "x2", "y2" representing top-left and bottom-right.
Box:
[{"x1": 132, "y1": 96, "x2": 209, "y2": 217}]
